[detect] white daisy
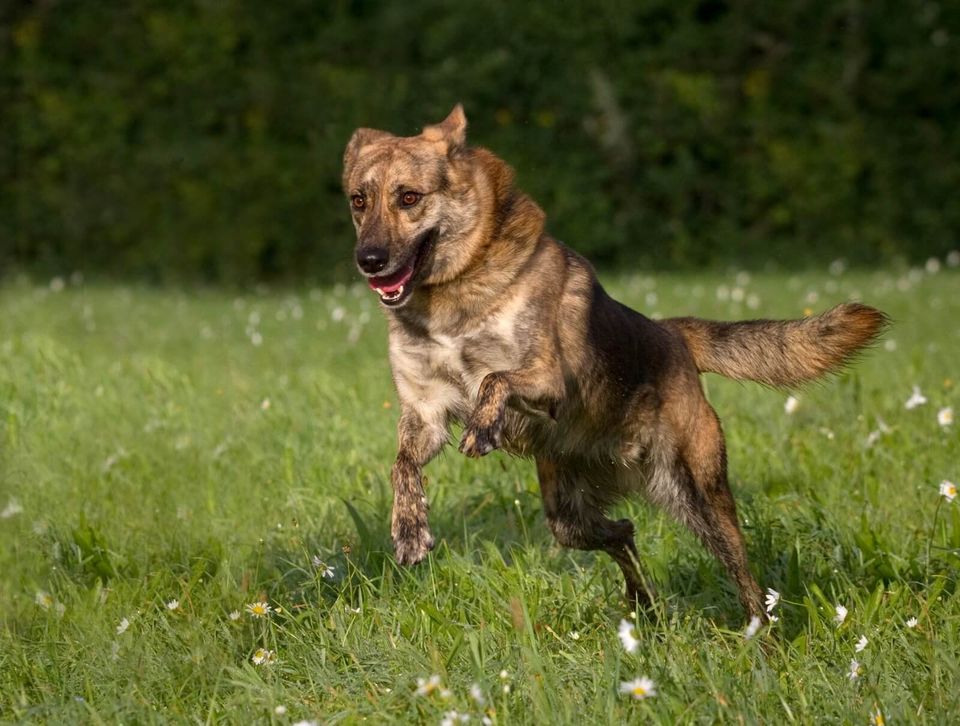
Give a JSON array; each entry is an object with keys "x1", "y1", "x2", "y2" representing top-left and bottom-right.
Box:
[
  {"x1": 116, "y1": 617, "x2": 130, "y2": 635},
  {"x1": 415, "y1": 674, "x2": 443, "y2": 697},
  {"x1": 291, "y1": 722, "x2": 318, "y2": 726},
  {"x1": 246, "y1": 600, "x2": 272, "y2": 618},
  {"x1": 273, "y1": 705, "x2": 287, "y2": 716},
  {"x1": 905, "y1": 386, "x2": 927, "y2": 410},
  {"x1": 940, "y1": 481, "x2": 958, "y2": 502},
  {"x1": 618, "y1": 618, "x2": 639, "y2": 654},
  {"x1": 1, "y1": 498, "x2": 23, "y2": 519},
  {"x1": 228, "y1": 610, "x2": 241, "y2": 621},
  {"x1": 784, "y1": 396, "x2": 800, "y2": 415},
  {"x1": 834, "y1": 604, "x2": 848, "y2": 625},
  {"x1": 469, "y1": 683, "x2": 485, "y2": 706},
  {"x1": 166, "y1": 599, "x2": 180, "y2": 611},
  {"x1": 251, "y1": 648, "x2": 276, "y2": 665},
  {"x1": 906, "y1": 616, "x2": 918, "y2": 628},
  {"x1": 938, "y1": 407, "x2": 954, "y2": 427},
  {"x1": 499, "y1": 669, "x2": 509, "y2": 680},
  {"x1": 855, "y1": 635, "x2": 868, "y2": 652},
  {"x1": 35, "y1": 591, "x2": 54, "y2": 610},
  {"x1": 321, "y1": 564, "x2": 335, "y2": 579},
  {"x1": 848, "y1": 658, "x2": 861, "y2": 680},
  {"x1": 440, "y1": 710, "x2": 470, "y2": 726},
  {"x1": 619, "y1": 676, "x2": 657, "y2": 700},
  {"x1": 744, "y1": 615, "x2": 762, "y2": 640},
  {"x1": 765, "y1": 588, "x2": 780, "y2": 614}
]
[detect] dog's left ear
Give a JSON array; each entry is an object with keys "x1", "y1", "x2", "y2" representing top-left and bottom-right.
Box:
[
  {"x1": 423, "y1": 104, "x2": 467, "y2": 154},
  {"x1": 343, "y1": 127, "x2": 392, "y2": 181}
]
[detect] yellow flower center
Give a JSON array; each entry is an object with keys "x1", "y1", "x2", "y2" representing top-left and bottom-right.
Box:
[{"x1": 632, "y1": 686, "x2": 647, "y2": 697}]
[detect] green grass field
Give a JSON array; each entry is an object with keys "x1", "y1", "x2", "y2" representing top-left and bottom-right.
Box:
[{"x1": 2, "y1": 266, "x2": 958, "y2": 724}]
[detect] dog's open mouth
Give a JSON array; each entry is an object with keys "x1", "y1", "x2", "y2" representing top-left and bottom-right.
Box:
[{"x1": 365, "y1": 230, "x2": 434, "y2": 307}]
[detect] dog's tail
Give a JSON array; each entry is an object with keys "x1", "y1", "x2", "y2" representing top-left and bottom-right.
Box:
[{"x1": 665, "y1": 303, "x2": 888, "y2": 387}]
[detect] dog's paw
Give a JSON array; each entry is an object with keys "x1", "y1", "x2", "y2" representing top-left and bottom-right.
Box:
[
  {"x1": 458, "y1": 422, "x2": 502, "y2": 458},
  {"x1": 392, "y1": 525, "x2": 435, "y2": 566}
]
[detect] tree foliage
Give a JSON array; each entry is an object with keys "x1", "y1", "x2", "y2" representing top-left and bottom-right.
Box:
[{"x1": 3, "y1": 0, "x2": 958, "y2": 282}]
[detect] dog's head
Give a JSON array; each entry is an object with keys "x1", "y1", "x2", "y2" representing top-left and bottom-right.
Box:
[{"x1": 342, "y1": 105, "x2": 490, "y2": 308}]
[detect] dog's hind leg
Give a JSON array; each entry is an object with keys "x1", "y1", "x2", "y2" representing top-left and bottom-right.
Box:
[
  {"x1": 536, "y1": 457, "x2": 656, "y2": 606},
  {"x1": 654, "y1": 404, "x2": 766, "y2": 620}
]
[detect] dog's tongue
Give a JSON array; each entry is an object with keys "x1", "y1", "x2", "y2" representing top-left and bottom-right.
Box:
[{"x1": 368, "y1": 264, "x2": 413, "y2": 294}]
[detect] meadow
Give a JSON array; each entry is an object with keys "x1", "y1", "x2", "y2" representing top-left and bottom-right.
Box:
[{"x1": 1, "y1": 264, "x2": 958, "y2": 724}]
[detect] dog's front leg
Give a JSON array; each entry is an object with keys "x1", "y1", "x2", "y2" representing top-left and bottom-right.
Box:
[
  {"x1": 459, "y1": 368, "x2": 561, "y2": 458},
  {"x1": 392, "y1": 409, "x2": 447, "y2": 565}
]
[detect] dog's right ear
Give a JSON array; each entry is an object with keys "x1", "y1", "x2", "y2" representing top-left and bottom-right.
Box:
[
  {"x1": 342, "y1": 127, "x2": 391, "y2": 179},
  {"x1": 422, "y1": 104, "x2": 467, "y2": 155}
]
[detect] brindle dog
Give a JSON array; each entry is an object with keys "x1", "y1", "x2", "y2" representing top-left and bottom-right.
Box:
[{"x1": 342, "y1": 105, "x2": 887, "y2": 619}]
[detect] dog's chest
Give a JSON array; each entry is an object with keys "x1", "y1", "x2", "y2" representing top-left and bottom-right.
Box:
[{"x1": 390, "y1": 317, "x2": 522, "y2": 422}]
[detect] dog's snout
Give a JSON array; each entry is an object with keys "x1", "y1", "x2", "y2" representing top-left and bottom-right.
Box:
[{"x1": 357, "y1": 246, "x2": 389, "y2": 274}]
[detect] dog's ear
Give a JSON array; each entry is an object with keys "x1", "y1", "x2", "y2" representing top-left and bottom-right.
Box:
[
  {"x1": 422, "y1": 104, "x2": 467, "y2": 154},
  {"x1": 342, "y1": 127, "x2": 391, "y2": 180}
]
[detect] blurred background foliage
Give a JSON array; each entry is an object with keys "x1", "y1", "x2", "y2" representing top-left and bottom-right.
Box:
[{"x1": 2, "y1": 0, "x2": 958, "y2": 284}]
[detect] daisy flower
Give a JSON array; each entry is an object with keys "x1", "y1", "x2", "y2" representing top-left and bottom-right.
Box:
[
  {"x1": 440, "y1": 711, "x2": 470, "y2": 726},
  {"x1": 246, "y1": 600, "x2": 272, "y2": 618},
  {"x1": 321, "y1": 564, "x2": 335, "y2": 579},
  {"x1": 906, "y1": 616, "x2": 918, "y2": 628},
  {"x1": 848, "y1": 658, "x2": 861, "y2": 681},
  {"x1": 619, "y1": 676, "x2": 657, "y2": 700},
  {"x1": 415, "y1": 674, "x2": 443, "y2": 697},
  {"x1": 618, "y1": 618, "x2": 639, "y2": 654},
  {"x1": 35, "y1": 591, "x2": 54, "y2": 610},
  {"x1": 834, "y1": 604, "x2": 848, "y2": 625},
  {"x1": 904, "y1": 386, "x2": 927, "y2": 410},
  {"x1": 855, "y1": 635, "x2": 868, "y2": 652},
  {"x1": 116, "y1": 617, "x2": 130, "y2": 635},
  {"x1": 292, "y1": 722, "x2": 318, "y2": 726},
  {"x1": 166, "y1": 599, "x2": 180, "y2": 611},
  {"x1": 1, "y1": 498, "x2": 22, "y2": 519},
  {"x1": 744, "y1": 615, "x2": 762, "y2": 640},
  {"x1": 469, "y1": 683, "x2": 485, "y2": 706},
  {"x1": 938, "y1": 407, "x2": 954, "y2": 427},
  {"x1": 273, "y1": 705, "x2": 287, "y2": 715},
  {"x1": 765, "y1": 588, "x2": 780, "y2": 614},
  {"x1": 251, "y1": 648, "x2": 276, "y2": 665},
  {"x1": 940, "y1": 480, "x2": 957, "y2": 502},
  {"x1": 228, "y1": 610, "x2": 241, "y2": 621},
  {"x1": 784, "y1": 396, "x2": 800, "y2": 415}
]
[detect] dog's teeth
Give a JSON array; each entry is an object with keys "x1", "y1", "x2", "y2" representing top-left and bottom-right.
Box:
[{"x1": 396, "y1": 285, "x2": 404, "y2": 297}]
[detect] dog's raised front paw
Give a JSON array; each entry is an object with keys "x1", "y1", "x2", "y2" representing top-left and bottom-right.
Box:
[{"x1": 458, "y1": 422, "x2": 502, "y2": 458}]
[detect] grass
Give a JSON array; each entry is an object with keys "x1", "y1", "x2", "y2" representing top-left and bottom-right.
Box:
[{"x1": 1, "y1": 265, "x2": 958, "y2": 724}]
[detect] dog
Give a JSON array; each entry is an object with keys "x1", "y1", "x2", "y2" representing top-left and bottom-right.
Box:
[{"x1": 341, "y1": 105, "x2": 887, "y2": 619}]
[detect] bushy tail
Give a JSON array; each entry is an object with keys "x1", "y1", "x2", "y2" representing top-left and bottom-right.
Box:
[{"x1": 665, "y1": 303, "x2": 889, "y2": 387}]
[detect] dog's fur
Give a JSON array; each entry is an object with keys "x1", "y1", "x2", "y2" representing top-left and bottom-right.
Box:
[{"x1": 342, "y1": 105, "x2": 887, "y2": 618}]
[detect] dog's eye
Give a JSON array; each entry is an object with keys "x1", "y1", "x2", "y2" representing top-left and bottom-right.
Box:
[
  {"x1": 351, "y1": 194, "x2": 366, "y2": 211},
  {"x1": 400, "y1": 191, "x2": 422, "y2": 208}
]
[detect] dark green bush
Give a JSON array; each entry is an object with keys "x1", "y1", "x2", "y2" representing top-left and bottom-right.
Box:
[{"x1": 2, "y1": 0, "x2": 958, "y2": 282}]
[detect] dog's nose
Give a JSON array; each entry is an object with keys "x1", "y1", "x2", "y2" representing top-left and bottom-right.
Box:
[{"x1": 357, "y1": 247, "x2": 389, "y2": 274}]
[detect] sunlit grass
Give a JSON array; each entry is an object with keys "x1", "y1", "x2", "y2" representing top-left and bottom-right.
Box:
[{"x1": 1, "y1": 265, "x2": 958, "y2": 723}]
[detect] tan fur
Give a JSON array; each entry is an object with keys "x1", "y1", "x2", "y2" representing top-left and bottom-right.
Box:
[{"x1": 342, "y1": 106, "x2": 888, "y2": 619}]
